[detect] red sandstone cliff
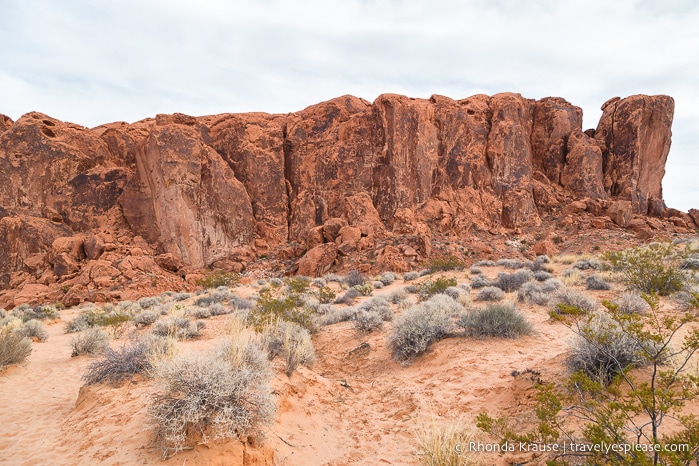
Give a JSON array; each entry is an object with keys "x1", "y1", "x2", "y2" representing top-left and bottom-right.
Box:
[{"x1": 0, "y1": 93, "x2": 694, "y2": 307}]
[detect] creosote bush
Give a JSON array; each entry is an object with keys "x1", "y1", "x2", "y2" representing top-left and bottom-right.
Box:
[
  {"x1": 0, "y1": 329, "x2": 32, "y2": 370},
  {"x1": 195, "y1": 271, "x2": 240, "y2": 289},
  {"x1": 149, "y1": 337, "x2": 275, "y2": 458},
  {"x1": 428, "y1": 255, "x2": 465, "y2": 272},
  {"x1": 418, "y1": 277, "x2": 458, "y2": 301},
  {"x1": 459, "y1": 302, "x2": 532, "y2": 339},
  {"x1": 603, "y1": 242, "x2": 693, "y2": 296}
]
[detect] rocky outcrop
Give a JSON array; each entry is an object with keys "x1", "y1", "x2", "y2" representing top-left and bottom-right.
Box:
[
  {"x1": 0, "y1": 92, "x2": 683, "y2": 303},
  {"x1": 594, "y1": 95, "x2": 674, "y2": 215}
]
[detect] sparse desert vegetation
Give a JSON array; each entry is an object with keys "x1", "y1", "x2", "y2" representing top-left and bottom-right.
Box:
[{"x1": 2, "y1": 240, "x2": 699, "y2": 465}]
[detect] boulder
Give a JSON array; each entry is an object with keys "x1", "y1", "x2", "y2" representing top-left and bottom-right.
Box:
[{"x1": 296, "y1": 243, "x2": 338, "y2": 277}]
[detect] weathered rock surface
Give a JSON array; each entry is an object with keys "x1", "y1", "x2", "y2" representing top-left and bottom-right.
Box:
[{"x1": 0, "y1": 92, "x2": 685, "y2": 299}]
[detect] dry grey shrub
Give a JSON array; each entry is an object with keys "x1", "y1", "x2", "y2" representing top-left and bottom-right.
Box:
[
  {"x1": 568, "y1": 311, "x2": 662, "y2": 384},
  {"x1": 71, "y1": 327, "x2": 109, "y2": 357},
  {"x1": 475, "y1": 286, "x2": 505, "y2": 302},
  {"x1": 586, "y1": 275, "x2": 611, "y2": 291},
  {"x1": 380, "y1": 272, "x2": 396, "y2": 286},
  {"x1": 334, "y1": 288, "x2": 361, "y2": 304},
  {"x1": 353, "y1": 310, "x2": 384, "y2": 333},
  {"x1": 474, "y1": 260, "x2": 495, "y2": 267},
  {"x1": 133, "y1": 310, "x2": 160, "y2": 327},
  {"x1": 388, "y1": 294, "x2": 462, "y2": 362},
  {"x1": 470, "y1": 275, "x2": 490, "y2": 289},
  {"x1": 149, "y1": 338, "x2": 275, "y2": 458},
  {"x1": 82, "y1": 336, "x2": 169, "y2": 385},
  {"x1": 403, "y1": 271, "x2": 420, "y2": 281},
  {"x1": 261, "y1": 320, "x2": 315, "y2": 375},
  {"x1": 617, "y1": 291, "x2": 651, "y2": 314},
  {"x1": 315, "y1": 306, "x2": 358, "y2": 326},
  {"x1": 14, "y1": 319, "x2": 48, "y2": 342},
  {"x1": 152, "y1": 318, "x2": 204, "y2": 340},
  {"x1": 517, "y1": 281, "x2": 553, "y2": 306},
  {"x1": 458, "y1": 302, "x2": 532, "y2": 339},
  {"x1": 388, "y1": 289, "x2": 408, "y2": 304},
  {"x1": 551, "y1": 287, "x2": 597, "y2": 314},
  {"x1": 357, "y1": 296, "x2": 393, "y2": 321},
  {"x1": 534, "y1": 271, "x2": 553, "y2": 281},
  {"x1": 494, "y1": 269, "x2": 534, "y2": 292},
  {"x1": 0, "y1": 329, "x2": 32, "y2": 370}
]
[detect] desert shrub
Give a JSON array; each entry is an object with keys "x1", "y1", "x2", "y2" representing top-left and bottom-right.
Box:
[
  {"x1": 550, "y1": 288, "x2": 597, "y2": 316},
  {"x1": 586, "y1": 274, "x2": 611, "y2": 291},
  {"x1": 475, "y1": 260, "x2": 495, "y2": 267},
  {"x1": 379, "y1": 272, "x2": 396, "y2": 286},
  {"x1": 388, "y1": 289, "x2": 408, "y2": 304},
  {"x1": 493, "y1": 269, "x2": 533, "y2": 292},
  {"x1": 345, "y1": 269, "x2": 366, "y2": 287},
  {"x1": 428, "y1": 255, "x2": 465, "y2": 272},
  {"x1": 517, "y1": 281, "x2": 552, "y2": 305},
  {"x1": 403, "y1": 271, "x2": 419, "y2": 281},
  {"x1": 614, "y1": 291, "x2": 651, "y2": 315},
  {"x1": 149, "y1": 341, "x2": 275, "y2": 458},
  {"x1": 269, "y1": 277, "x2": 283, "y2": 286},
  {"x1": 14, "y1": 319, "x2": 48, "y2": 342},
  {"x1": 353, "y1": 310, "x2": 384, "y2": 333},
  {"x1": 172, "y1": 292, "x2": 191, "y2": 302},
  {"x1": 417, "y1": 418, "x2": 475, "y2": 466},
  {"x1": 496, "y1": 258, "x2": 526, "y2": 269},
  {"x1": 533, "y1": 271, "x2": 552, "y2": 281},
  {"x1": 188, "y1": 306, "x2": 211, "y2": 319},
  {"x1": 372, "y1": 281, "x2": 384, "y2": 289},
  {"x1": 0, "y1": 329, "x2": 32, "y2": 370},
  {"x1": 64, "y1": 307, "x2": 132, "y2": 336},
  {"x1": 196, "y1": 271, "x2": 240, "y2": 289},
  {"x1": 248, "y1": 289, "x2": 313, "y2": 331},
  {"x1": 475, "y1": 286, "x2": 505, "y2": 302},
  {"x1": 388, "y1": 296, "x2": 454, "y2": 362},
  {"x1": 311, "y1": 277, "x2": 327, "y2": 288},
  {"x1": 469, "y1": 267, "x2": 482, "y2": 275},
  {"x1": 313, "y1": 286, "x2": 336, "y2": 304},
  {"x1": 404, "y1": 284, "x2": 419, "y2": 294},
  {"x1": 680, "y1": 256, "x2": 699, "y2": 270},
  {"x1": 602, "y1": 243, "x2": 691, "y2": 295},
  {"x1": 534, "y1": 255, "x2": 551, "y2": 264},
  {"x1": 353, "y1": 283, "x2": 373, "y2": 296},
  {"x1": 323, "y1": 273, "x2": 344, "y2": 283},
  {"x1": 315, "y1": 306, "x2": 358, "y2": 326},
  {"x1": 139, "y1": 297, "x2": 160, "y2": 309},
  {"x1": 10, "y1": 304, "x2": 59, "y2": 322},
  {"x1": 470, "y1": 275, "x2": 490, "y2": 289},
  {"x1": 229, "y1": 295, "x2": 254, "y2": 310},
  {"x1": 70, "y1": 327, "x2": 109, "y2": 357},
  {"x1": 133, "y1": 310, "x2": 160, "y2": 327},
  {"x1": 261, "y1": 320, "x2": 315, "y2": 375},
  {"x1": 208, "y1": 303, "x2": 231, "y2": 316},
  {"x1": 572, "y1": 258, "x2": 601, "y2": 270},
  {"x1": 568, "y1": 311, "x2": 658, "y2": 384},
  {"x1": 334, "y1": 288, "x2": 361, "y2": 305},
  {"x1": 358, "y1": 296, "x2": 393, "y2": 321},
  {"x1": 418, "y1": 277, "x2": 458, "y2": 301},
  {"x1": 152, "y1": 318, "x2": 203, "y2": 340},
  {"x1": 541, "y1": 278, "x2": 563, "y2": 293},
  {"x1": 443, "y1": 286, "x2": 466, "y2": 302},
  {"x1": 83, "y1": 338, "x2": 157, "y2": 385},
  {"x1": 459, "y1": 302, "x2": 532, "y2": 339},
  {"x1": 674, "y1": 290, "x2": 699, "y2": 310},
  {"x1": 285, "y1": 276, "x2": 311, "y2": 294}
]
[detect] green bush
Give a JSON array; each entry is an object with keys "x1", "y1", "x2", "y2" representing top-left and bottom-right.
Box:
[
  {"x1": 248, "y1": 288, "x2": 314, "y2": 331},
  {"x1": 428, "y1": 255, "x2": 465, "y2": 272},
  {"x1": 418, "y1": 277, "x2": 458, "y2": 301},
  {"x1": 459, "y1": 302, "x2": 532, "y2": 339},
  {"x1": 195, "y1": 271, "x2": 240, "y2": 289},
  {"x1": 602, "y1": 243, "x2": 692, "y2": 296}
]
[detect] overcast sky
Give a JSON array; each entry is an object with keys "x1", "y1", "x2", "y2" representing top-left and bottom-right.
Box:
[{"x1": 1, "y1": 0, "x2": 697, "y2": 211}]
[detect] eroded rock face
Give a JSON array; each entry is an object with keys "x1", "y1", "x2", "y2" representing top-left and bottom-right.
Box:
[
  {"x1": 0, "y1": 93, "x2": 680, "y2": 305},
  {"x1": 595, "y1": 95, "x2": 674, "y2": 215}
]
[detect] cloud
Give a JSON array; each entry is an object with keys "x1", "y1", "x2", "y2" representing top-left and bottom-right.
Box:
[{"x1": 1, "y1": 0, "x2": 697, "y2": 209}]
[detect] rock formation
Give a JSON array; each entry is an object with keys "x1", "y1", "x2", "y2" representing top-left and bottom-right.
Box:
[{"x1": 0, "y1": 92, "x2": 690, "y2": 307}]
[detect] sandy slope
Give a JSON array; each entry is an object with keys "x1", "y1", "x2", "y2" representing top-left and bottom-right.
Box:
[{"x1": 0, "y1": 264, "x2": 696, "y2": 465}]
